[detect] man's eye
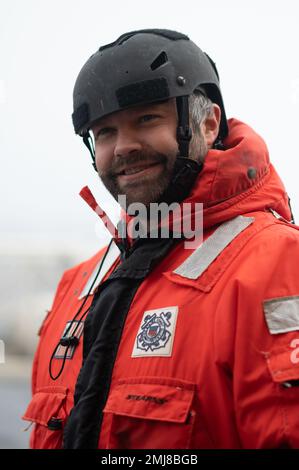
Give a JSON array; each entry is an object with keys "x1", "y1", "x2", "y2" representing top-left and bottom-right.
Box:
[
  {"x1": 96, "y1": 127, "x2": 113, "y2": 138},
  {"x1": 140, "y1": 114, "x2": 158, "y2": 123}
]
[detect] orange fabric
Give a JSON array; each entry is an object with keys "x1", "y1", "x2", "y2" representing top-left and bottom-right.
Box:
[{"x1": 23, "y1": 119, "x2": 299, "y2": 448}]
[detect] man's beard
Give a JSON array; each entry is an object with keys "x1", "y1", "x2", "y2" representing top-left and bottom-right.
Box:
[
  {"x1": 99, "y1": 136, "x2": 208, "y2": 207},
  {"x1": 99, "y1": 145, "x2": 177, "y2": 207}
]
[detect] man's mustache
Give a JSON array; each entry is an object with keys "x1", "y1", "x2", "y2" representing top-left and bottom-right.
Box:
[{"x1": 107, "y1": 152, "x2": 168, "y2": 177}]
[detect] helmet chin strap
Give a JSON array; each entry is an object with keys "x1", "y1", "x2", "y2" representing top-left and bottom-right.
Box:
[
  {"x1": 83, "y1": 131, "x2": 98, "y2": 172},
  {"x1": 156, "y1": 95, "x2": 203, "y2": 205},
  {"x1": 176, "y1": 96, "x2": 192, "y2": 158}
]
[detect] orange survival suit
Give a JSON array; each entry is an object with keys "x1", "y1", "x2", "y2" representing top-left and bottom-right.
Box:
[{"x1": 23, "y1": 119, "x2": 299, "y2": 448}]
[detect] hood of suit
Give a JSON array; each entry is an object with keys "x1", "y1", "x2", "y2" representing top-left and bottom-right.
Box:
[
  {"x1": 112, "y1": 118, "x2": 292, "y2": 242},
  {"x1": 184, "y1": 118, "x2": 291, "y2": 229}
]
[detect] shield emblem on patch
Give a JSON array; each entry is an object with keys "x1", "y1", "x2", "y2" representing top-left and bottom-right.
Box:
[{"x1": 149, "y1": 325, "x2": 159, "y2": 337}]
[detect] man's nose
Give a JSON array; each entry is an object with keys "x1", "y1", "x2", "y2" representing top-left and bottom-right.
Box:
[{"x1": 114, "y1": 130, "x2": 143, "y2": 158}]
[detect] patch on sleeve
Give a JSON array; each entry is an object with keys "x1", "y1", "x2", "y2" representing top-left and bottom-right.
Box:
[
  {"x1": 263, "y1": 296, "x2": 299, "y2": 334},
  {"x1": 266, "y1": 339, "x2": 299, "y2": 385}
]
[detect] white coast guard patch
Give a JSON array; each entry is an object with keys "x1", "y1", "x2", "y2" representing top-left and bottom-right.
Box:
[{"x1": 131, "y1": 306, "x2": 178, "y2": 358}]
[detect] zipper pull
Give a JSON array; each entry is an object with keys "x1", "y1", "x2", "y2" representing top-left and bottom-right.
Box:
[
  {"x1": 79, "y1": 186, "x2": 122, "y2": 246},
  {"x1": 268, "y1": 208, "x2": 292, "y2": 223}
]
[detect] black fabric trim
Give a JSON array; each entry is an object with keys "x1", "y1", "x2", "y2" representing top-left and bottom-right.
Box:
[
  {"x1": 63, "y1": 237, "x2": 178, "y2": 449},
  {"x1": 116, "y1": 78, "x2": 170, "y2": 109}
]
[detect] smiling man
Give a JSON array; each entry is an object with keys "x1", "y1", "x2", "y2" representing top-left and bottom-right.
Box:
[
  {"x1": 23, "y1": 29, "x2": 299, "y2": 449},
  {"x1": 92, "y1": 98, "x2": 219, "y2": 207},
  {"x1": 94, "y1": 100, "x2": 180, "y2": 207}
]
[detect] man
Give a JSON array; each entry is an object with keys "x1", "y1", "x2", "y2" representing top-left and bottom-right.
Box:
[{"x1": 23, "y1": 29, "x2": 299, "y2": 449}]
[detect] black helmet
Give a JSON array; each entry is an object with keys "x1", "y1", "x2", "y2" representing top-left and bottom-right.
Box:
[
  {"x1": 72, "y1": 29, "x2": 228, "y2": 138},
  {"x1": 73, "y1": 28, "x2": 227, "y2": 137},
  {"x1": 72, "y1": 29, "x2": 228, "y2": 180}
]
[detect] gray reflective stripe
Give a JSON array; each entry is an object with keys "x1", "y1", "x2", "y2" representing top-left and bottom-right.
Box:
[
  {"x1": 78, "y1": 241, "x2": 120, "y2": 299},
  {"x1": 173, "y1": 215, "x2": 254, "y2": 280},
  {"x1": 263, "y1": 296, "x2": 299, "y2": 334}
]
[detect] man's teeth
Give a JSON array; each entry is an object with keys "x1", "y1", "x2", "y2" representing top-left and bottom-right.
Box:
[{"x1": 123, "y1": 165, "x2": 154, "y2": 175}]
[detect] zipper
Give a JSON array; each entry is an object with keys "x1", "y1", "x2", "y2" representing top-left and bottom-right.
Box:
[{"x1": 268, "y1": 208, "x2": 292, "y2": 224}]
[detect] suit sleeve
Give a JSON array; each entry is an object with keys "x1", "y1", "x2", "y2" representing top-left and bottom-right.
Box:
[{"x1": 232, "y1": 222, "x2": 299, "y2": 448}]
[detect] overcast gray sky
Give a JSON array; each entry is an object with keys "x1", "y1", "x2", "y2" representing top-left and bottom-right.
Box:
[{"x1": 1, "y1": 0, "x2": 299, "y2": 260}]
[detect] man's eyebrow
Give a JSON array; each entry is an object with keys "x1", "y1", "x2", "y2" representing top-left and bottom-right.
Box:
[{"x1": 93, "y1": 118, "x2": 110, "y2": 130}]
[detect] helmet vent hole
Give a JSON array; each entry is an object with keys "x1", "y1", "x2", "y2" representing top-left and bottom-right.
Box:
[{"x1": 150, "y1": 51, "x2": 168, "y2": 71}]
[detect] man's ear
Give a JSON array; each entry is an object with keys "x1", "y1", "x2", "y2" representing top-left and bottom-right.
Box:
[{"x1": 201, "y1": 104, "x2": 221, "y2": 148}]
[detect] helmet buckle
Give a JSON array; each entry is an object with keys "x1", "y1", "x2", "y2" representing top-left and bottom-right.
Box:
[{"x1": 177, "y1": 125, "x2": 192, "y2": 142}]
